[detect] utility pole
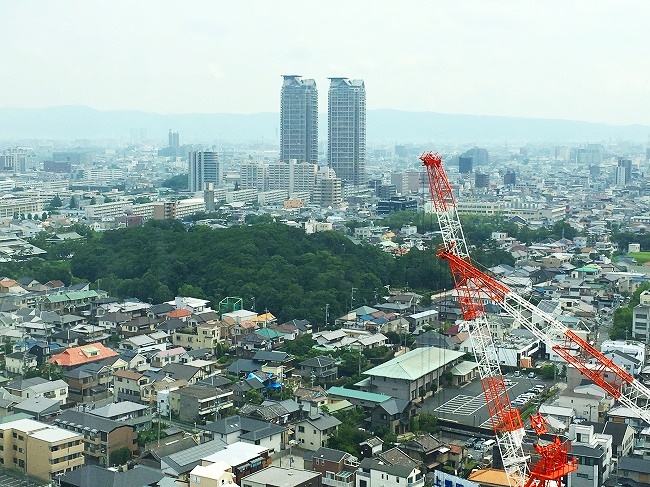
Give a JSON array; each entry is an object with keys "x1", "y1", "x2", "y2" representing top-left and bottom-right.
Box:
[
  {"x1": 325, "y1": 304, "x2": 329, "y2": 330},
  {"x1": 351, "y1": 287, "x2": 358, "y2": 311}
]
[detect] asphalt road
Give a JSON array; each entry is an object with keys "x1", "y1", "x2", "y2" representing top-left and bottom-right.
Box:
[{"x1": 422, "y1": 373, "x2": 551, "y2": 429}]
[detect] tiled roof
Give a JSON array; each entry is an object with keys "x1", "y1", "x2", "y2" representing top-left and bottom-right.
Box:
[{"x1": 49, "y1": 342, "x2": 118, "y2": 367}]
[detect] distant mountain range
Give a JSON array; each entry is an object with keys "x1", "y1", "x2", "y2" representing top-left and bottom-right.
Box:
[{"x1": 0, "y1": 105, "x2": 648, "y2": 144}]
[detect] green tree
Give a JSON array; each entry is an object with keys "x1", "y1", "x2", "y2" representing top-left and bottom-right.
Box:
[
  {"x1": 161, "y1": 174, "x2": 189, "y2": 191},
  {"x1": 538, "y1": 364, "x2": 556, "y2": 380},
  {"x1": 410, "y1": 416, "x2": 420, "y2": 433},
  {"x1": 245, "y1": 390, "x2": 264, "y2": 405},
  {"x1": 418, "y1": 413, "x2": 438, "y2": 433},
  {"x1": 110, "y1": 446, "x2": 132, "y2": 466},
  {"x1": 69, "y1": 195, "x2": 78, "y2": 209},
  {"x1": 49, "y1": 195, "x2": 63, "y2": 208}
]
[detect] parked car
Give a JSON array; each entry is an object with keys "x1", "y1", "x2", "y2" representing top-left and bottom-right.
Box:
[
  {"x1": 528, "y1": 372, "x2": 536, "y2": 379},
  {"x1": 466, "y1": 437, "x2": 478, "y2": 448},
  {"x1": 473, "y1": 439, "x2": 485, "y2": 450},
  {"x1": 504, "y1": 379, "x2": 513, "y2": 386},
  {"x1": 514, "y1": 370, "x2": 521, "y2": 377}
]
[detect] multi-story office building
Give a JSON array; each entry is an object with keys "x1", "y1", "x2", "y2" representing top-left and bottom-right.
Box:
[
  {"x1": 1, "y1": 148, "x2": 29, "y2": 172},
  {"x1": 327, "y1": 78, "x2": 366, "y2": 185},
  {"x1": 0, "y1": 418, "x2": 84, "y2": 482},
  {"x1": 458, "y1": 156, "x2": 473, "y2": 174},
  {"x1": 280, "y1": 75, "x2": 318, "y2": 164},
  {"x1": 189, "y1": 151, "x2": 222, "y2": 192}
]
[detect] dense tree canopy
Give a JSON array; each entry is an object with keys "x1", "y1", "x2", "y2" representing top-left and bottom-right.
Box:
[{"x1": 0, "y1": 212, "x2": 544, "y2": 325}]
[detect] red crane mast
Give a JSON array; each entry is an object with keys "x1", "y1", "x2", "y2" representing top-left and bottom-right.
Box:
[{"x1": 421, "y1": 151, "x2": 579, "y2": 487}]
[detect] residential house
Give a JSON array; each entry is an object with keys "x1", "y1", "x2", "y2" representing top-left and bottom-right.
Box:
[
  {"x1": 5, "y1": 351, "x2": 38, "y2": 375},
  {"x1": 43, "y1": 290, "x2": 99, "y2": 313},
  {"x1": 113, "y1": 369, "x2": 150, "y2": 403},
  {"x1": 252, "y1": 350, "x2": 295, "y2": 380},
  {"x1": 139, "y1": 434, "x2": 199, "y2": 470},
  {"x1": 4, "y1": 377, "x2": 68, "y2": 404},
  {"x1": 241, "y1": 466, "x2": 321, "y2": 487},
  {"x1": 151, "y1": 347, "x2": 186, "y2": 369},
  {"x1": 172, "y1": 323, "x2": 224, "y2": 353},
  {"x1": 119, "y1": 316, "x2": 162, "y2": 339},
  {"x1": 55, "y1": 409, "x2": 138, "y2": 467},
  {"x1": 294, "y1": 412, "x2": 341, "y2": 451},
  {"x1": 160, "y1": 363, "x2": 204, "y2": 385},
  {"x1": 63, "y1": 362, "x2": 113, "y2": 404},
  {"x1": 567, "y1": 422, "x2": 613, "y2": 487},
  {"x1": 169, "y1": 384, "x2": 233, "y2": 424},
  {"x1": 369, "y1": 398, "x2": 416, "y2": 435},
  {"x1": 0, "y1": 417, "x2": 84, "y2": 482},
  {"x1": 359, "y1": 438, "x2": 384, "y2": 458},
  {"x1": 581, "y1": 421, "x2": 635, "y2": 458},
  {"x1": 201, "y1": 442, "x2": 272, "y2": 484},
  {"x1": 230, "y1": 374, "x2": 267, "y2": 407},
  {"x1": 239, "y1": 398, "x2": 301, "y2": 425},
  {"x1": 309, "y1": 447, "x2": 359, "y2": 487},
  {"x1": 12, "y1": 396, "x2": 61, "y2": 420},
  {"x1": 89, "y1": 401, "x2": 152, "y2": 431},
  {"x1": 299, "y1": 356, "x2": 338, "y2": 385},
  {"x1": 356, "y1": 457, "x2": 425, "y2": 487},
  {"x1": 160, "y1": 438, "x2": 227, "y2": 479},
  {"x1": 401, "y1": 434, "x2": 466, "y2": 472},
  {"x1": 119, "y1": 333, "x2": 168, "y2": 355},
  {"x1": 200, "y1": 414, "x2": 287, "y2": 453},
  {"x1": 189, "y1": 460, "x2": 236, "y2": 487},
  {"x1": 49, "y1": 342, "x2": 118, "y2": 369},
  {"x1": 295, "y1": 386, "x2": 330, "y2": 414},
  {"x1": 618, "y1": 456, "x2": 650, "y2": 487}
]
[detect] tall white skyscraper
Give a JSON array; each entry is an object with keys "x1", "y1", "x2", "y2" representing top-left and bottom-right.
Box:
[
  {"x1": 188, "y1": 151, "x2": 222, "y2": 192},
  {"x1": 327, "y1": 78, "x2": 366, "y2": 186},
  {"x1": 280, "y1": 75, "x2": 319, "y2": 164}
]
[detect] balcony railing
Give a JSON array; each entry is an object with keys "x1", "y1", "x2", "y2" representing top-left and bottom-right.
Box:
[{"x1": 323, "y1": 478, "x2": 354, "y2": 487}]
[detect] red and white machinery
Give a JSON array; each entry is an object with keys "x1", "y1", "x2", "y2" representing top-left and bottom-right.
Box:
[{"x1": 420, "y1": 151, "x2": 650, "y2": 487}]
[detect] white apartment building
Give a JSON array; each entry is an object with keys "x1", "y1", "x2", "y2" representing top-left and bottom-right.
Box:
[
  {"x1": 85, "y1": 200, "x2": 131, "y2": 220},
  {"x1": 600, "y1": 340, "x2": 646, "y2": 372},
  {"x1": 568, "y1": 423, "x2": 612, "y2": 487},
  {"x1": 632, "y1": 290, "x2": 650, "y2": 342},
  {"x1": 0, "y1": 196, "x2": 42, "y2": 218}
]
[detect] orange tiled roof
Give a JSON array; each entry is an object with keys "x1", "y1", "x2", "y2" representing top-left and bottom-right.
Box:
[
  {"x1": 167, "y1": 309, "x2": 192, "y2": 318},
  {"x1": 49, "y1": 342, "x2": 118, "y2": 367}
]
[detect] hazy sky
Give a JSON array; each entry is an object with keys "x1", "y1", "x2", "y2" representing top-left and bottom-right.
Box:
[{"x1": 1, "y1": 1, "x2": 649, "y2": 125}]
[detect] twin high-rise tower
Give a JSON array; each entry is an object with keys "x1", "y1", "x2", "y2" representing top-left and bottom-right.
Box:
[{"x1": 280, "y1": 75, "x2": 366, "y2": 186}]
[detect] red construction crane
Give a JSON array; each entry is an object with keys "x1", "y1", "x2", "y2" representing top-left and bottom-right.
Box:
[{"x1": 421, "y1": 151, "x2": 580, "y2": 487}]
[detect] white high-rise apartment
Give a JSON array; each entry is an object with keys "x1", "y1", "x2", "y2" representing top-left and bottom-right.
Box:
[
  {"x1": 327, "y1": 78, "x2": 366, "y2": 186},
  {"x1": 280, "y1": 75, "x2": 318, "y2": 164}
]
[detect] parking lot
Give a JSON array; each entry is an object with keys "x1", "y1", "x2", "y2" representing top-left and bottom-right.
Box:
[
  {"x1": 423, "y1": 373, "x2": 549, "y2": 428},
  {"x1": 0, "y1": 473, "x2": 47, "y2": 487}
]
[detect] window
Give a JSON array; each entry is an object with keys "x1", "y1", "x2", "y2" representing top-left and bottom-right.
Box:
[
  {"x1": 194, "y1": 476, "x2": 201, "y2": 483},
  {"x1": 298, "y1": 426, "x2": 305, "y2": 433}
]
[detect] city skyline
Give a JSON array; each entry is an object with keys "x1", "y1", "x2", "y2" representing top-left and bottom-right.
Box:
[{"x1": 0, "y1": 1, "x2": 649, "y2": 126}]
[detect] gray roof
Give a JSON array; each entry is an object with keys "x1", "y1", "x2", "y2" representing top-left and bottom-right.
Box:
[
  {"x1": 311, "y1": 447, "x2": 350, "y2": 463},
  {"x1": 200, "y1": 415, "x2": 286, "y2": 440},
  {"x1": 571, "y1": 444, "x2": 605, "y2": 458},
  {"x1": 161, "y1": 363, "x2": 201, "y2": 381},
  {"x1": 242, "y1": 466, "x2": 320, "y2": 485},
  {"x1": 303, "y1": 413, "x2": 341, "y2": 431},
  {"x1": 13, "y1": 397, "x2": 60, "y2": 415},
  {"x1": 619, "y1": 456, "x2": 650, "y2": 474},
  {"x1": 57, "y1": 409, "x2": 133, "y2": 434},
  {"x1": 197, "y1": 375, "x2": 232, "y2": 388},
  {"x1": 359, "y1": 457, "x2": 418, "y2": 478},
  {"x1": 253, "y1": 350, "x2": 290, "y2": 362},
  {"x1": 161, "y1": 438, "x2": 227, "y2": 475},
  {"x1": 378, "y1": 398, "x2": 410, "y2": 416},
  {"x1": 59, "y1": 464, "x2": 165, "y2": 487},
  {"x1": 6, "y1": 376, "x2": 49, "y2": 391},
  {"x1": 91, "y1": 401, "x2": 148, "y2": 418},
  {"x1": 227, "y1": 358, "x2": 259, "y2": 375},
  {"x1": 300, "y1": 355, "x2": 336, "y2": 367}
]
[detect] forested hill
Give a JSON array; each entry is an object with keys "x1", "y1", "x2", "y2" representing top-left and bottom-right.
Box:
[{"x1": 58, "y1": 220, "x2": 454, "y2": 323}]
